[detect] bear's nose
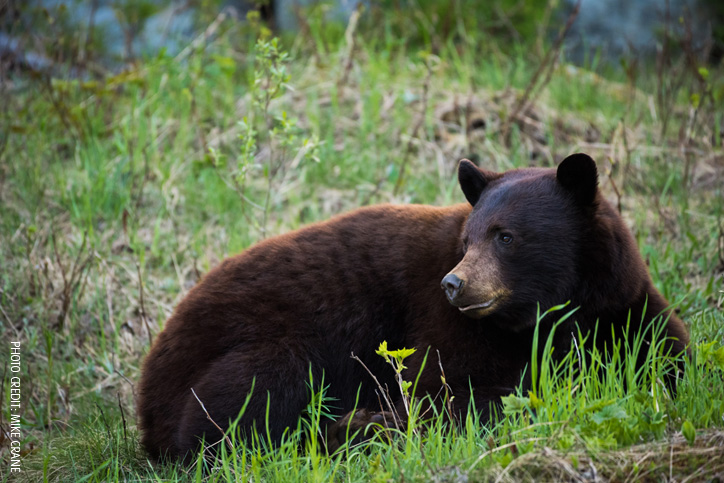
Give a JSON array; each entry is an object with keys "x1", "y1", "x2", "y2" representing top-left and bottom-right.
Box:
[{"x1": 441, "y1": 273, "x2": 464, "y2": 303}]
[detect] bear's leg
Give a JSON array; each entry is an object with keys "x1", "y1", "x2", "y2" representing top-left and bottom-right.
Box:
[
  {"x1": 174, "y1": 348, "x2": 318, "y2": 459},
  {"x1": 325, "y1": 408, "x2": 401, "y2": 453}
]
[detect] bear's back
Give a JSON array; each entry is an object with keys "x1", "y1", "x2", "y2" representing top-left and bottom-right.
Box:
[{"x1": 137, "y1": 203, "x2": 470, "y2": 459}]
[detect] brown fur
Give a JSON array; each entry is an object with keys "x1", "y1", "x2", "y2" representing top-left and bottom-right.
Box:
[{"x1": 137, "y1": 153, "x2": 689, "y2": 461}]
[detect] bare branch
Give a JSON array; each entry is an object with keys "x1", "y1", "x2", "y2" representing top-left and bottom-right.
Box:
[{"x1": 191, "y1": 387, "x2": 234, "y2": 454}]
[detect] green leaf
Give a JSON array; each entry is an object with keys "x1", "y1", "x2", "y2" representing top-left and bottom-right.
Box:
[
  {"x1": 387, "y1": 347, "x2": 416, "y2": 360},
  {"x1": 528, "y1": 391, "x2": 544, "y2": 410},
  {"x1": 591, "y1": 403, "x2": 628, "y2": 425},
  {"x1": 697, "y1": 341, "x2": 724, "y2": 369},
  {"x1": 682, "y1": 420, "x2": 696, "y2": 446},
  {"x1": 712, "y1": 346, "x2": 724, "y2": 370},
  {"x1": 501, "y1": 394, "x2": 530, "y2": 414},
  {"x1": 582, "y1": 398, "x2": 616, "y2": 414},
  {"x1": 181, "y1": 88, "x2": 192, "y2": 104},
  {"x1": 212, "y1": 55, "x2": 236, "y2": 77},
  {"x1": 497, "y1": 451, "x2": 514, "y2": 468},
  {"x1": 375, "y1": 341, "x2": 390, "y2": 362}
]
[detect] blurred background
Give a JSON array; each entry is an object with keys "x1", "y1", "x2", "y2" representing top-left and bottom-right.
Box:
[{"x1": 1, "y1": 0, "x2": 722, "y2": 73}]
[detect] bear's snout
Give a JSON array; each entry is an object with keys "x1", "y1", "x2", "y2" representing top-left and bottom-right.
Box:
[{"x1": 441, "y1": 273, "x2": 464, "y2": 303}]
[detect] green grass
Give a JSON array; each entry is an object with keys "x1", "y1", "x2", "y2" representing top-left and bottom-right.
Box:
[{"x1": 1, "y1": 3, "x2": 723, "y2": 482}]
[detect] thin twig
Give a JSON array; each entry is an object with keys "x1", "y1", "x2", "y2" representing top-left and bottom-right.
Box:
[
  {"x1": 51, "y1": 234, "x2": 68, "y2": 294},
  {"x1": 175, "y1": 7, "x2": 235, "y2": 61},
  {"x1": 95, "y1": 402, "x2": 113, "y2": 444},
  {"x1": 337, "y1": 3, "x2": 363, "y2": 88},
  {"x1": 350, "y1": 353, "x2": 399, "y2": 425},
  {"x1": 503, "y1": 0, "x2": 580, "y2": 139},
  {"x1": 621, "y1": 118, "x2": 633, "y2": 191},
  {"x1": 191, "y1": 387, "x2": 234, "y2": 453},
  {"x1": 0, "y1": 297, "x2": 19, "y2": 337},
  {"x1": 468, "y1": 436, "x2": 547, "y2": 471},
  {"x1": 210, "y1": 157, "x2": 258, "y2": 227},
  {"x1": 608, "y1": 171, "x2": 623, "y2": 214},
  {"x1": 51, "y1": 231, "x2": 92, "y2": 329},
  {"x1": 669, "y1": 435, "x2": 675, "y2": 482},
  {"x1": 436, "y1": 350, "x2": 454, "y2": 416},
  {"x1": 717, "y1": 213, "x2": 724, "y2": 269},
  {"x1": 114, "y1": 368, "x2": 137, "y2": 402},
  {"x1": 571, "y1": 332, "x2": 583, "y2": 375},
  {"x1": 117, "y1": 392, "x2": 128, "y2": 447},
  {"x1": 136, "y1": 261, "x2": 153, "y2": 347},
  {"x1": 374, "y1": 391, "x2": 396, "y2": 446},
  {"x1": 394, "y1": 58, "x2": 434, "y2": 195},
  {"x1": 39, "y1": 74, "x2": 77, "y2": 136}
]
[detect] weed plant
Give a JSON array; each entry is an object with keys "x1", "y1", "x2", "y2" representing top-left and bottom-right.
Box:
[{"x1": 1, "y1": 1, "x2": 723, "y2": 481}]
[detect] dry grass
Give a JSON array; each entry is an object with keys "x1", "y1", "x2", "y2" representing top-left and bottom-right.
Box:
[{"x1": 489, "y1": 429, "x2": 724, "y2": 482}]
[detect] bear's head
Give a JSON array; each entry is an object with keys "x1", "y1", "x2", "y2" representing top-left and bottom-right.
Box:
[{"x1": 441, "y1": 153, "x2": 600, "y2": 332}]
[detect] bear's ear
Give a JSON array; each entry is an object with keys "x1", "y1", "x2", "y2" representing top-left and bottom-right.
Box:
[
  {"x1": 557, "y1": 153, "x2": 598, "y2": 205},
  {"x1": 458, "y1": 159, "x2": 498, "y2": 207}
]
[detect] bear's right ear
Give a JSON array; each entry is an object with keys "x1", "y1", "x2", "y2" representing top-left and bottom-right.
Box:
[{"x1": 458, "y1": 159, "x2": 497, "y2": 206}]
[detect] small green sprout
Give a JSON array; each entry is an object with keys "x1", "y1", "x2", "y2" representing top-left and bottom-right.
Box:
[{"x1": 376, "y1": 341, "x2": 417, "y2": 409}]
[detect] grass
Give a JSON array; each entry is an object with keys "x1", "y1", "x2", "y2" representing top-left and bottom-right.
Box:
[{"x1": 1, "y1": 2, "x2": 723, "y2": 481}]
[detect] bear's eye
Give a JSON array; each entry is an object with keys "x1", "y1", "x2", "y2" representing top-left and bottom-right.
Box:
[{"x1": 499, "y1": 233, "x2": 513, "y2": 245}]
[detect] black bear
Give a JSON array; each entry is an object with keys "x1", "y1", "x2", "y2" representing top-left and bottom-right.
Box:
[{"x1": 137, "y1": 153, "x2": 689, "y2": 461}]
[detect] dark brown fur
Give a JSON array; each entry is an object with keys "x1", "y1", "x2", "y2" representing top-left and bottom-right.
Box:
[{"x1": 137, "y1": 153, "x2": 689, "y2": 461}]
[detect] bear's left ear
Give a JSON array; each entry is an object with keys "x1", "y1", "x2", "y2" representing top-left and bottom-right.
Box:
[{"x1": 557, "y1": 153, "x2": 598, "y2": 205}]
